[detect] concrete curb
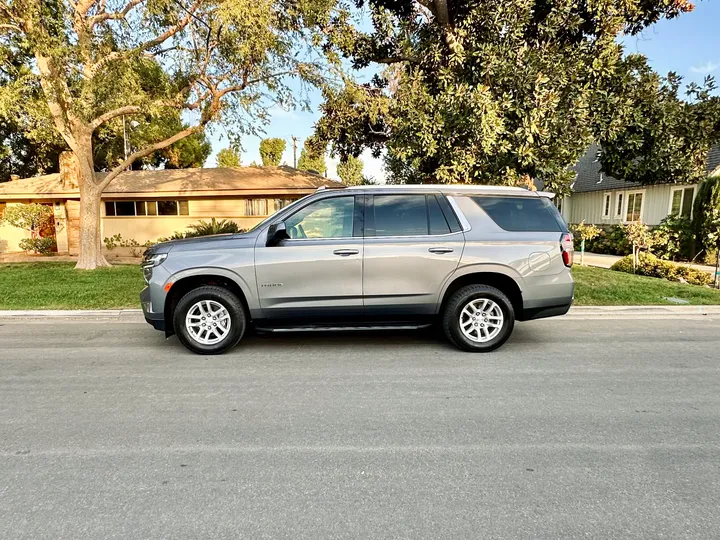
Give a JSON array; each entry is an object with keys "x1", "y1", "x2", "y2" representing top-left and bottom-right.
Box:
[{"x1": 0, "y1": 305, "x2": 719, "y2": 322}]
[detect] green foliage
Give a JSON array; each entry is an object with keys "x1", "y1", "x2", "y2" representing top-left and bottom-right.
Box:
[
  {"x1": 18, "y1": 237, "x2": 56, "y2": 255},
  {"x1": 297, "y1": 139, "x2": 326, "y2": 174},
  {"x1": 2, "y1": 203, "x2": 54, "y2": 234},
  {"x1": 692, "y1": 177, "x2": 720, "y2": 254},
  {"x1": 597, "y1": 55, "x2": 720, "y2": 185},
  {"x1": 611, "y1": 252, "x2": 713, "y2": 286},
  {"x1": 316, "y1": 0, "x2": 694, "y2": 191},
  {"x1": 336, "y1": 155, "x2": 364, "y2": 185},
  {"x1": 259, "y1": 138, "x2": 287, "y2": 166},
  {"x1": 623, "y1": 221, "x2": 654, "y2": 249},
  {"x1": 216, "y1": 148, "x2": 242, "y2": 168},
  {"x1": 651, "y1": 215, "x2": 694, "y2": 261},
  {"x1": 185, "y1": 218, "x2": 242, "y2": 237},
  {"x1": 571, "y1": 224, "x2": 632, "y2": 256},
  {"x1": 573, "y1": 221, "x2": 601, "y2": 242},
  {"x1": 103, "y1": 234, "x2": 142, "y2": 256}
]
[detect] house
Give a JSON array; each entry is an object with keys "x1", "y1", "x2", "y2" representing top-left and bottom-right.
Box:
[
  {"x1": 559, "y1": 144, "x2": 720, "y2": 226},
  {"x1": 0, "y1": 153, "x2": 340, "y2": 254}
]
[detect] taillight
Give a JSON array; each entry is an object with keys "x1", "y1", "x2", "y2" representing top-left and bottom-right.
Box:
[{"x1": 560, "y1": 233, "x2": 573, "y2": 268}]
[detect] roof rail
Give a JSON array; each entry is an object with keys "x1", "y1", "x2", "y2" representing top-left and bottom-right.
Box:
[{"x1": 316, "y1": 186, "x2": 327, "y2": 192}]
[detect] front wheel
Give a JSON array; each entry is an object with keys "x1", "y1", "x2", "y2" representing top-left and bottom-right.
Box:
[
  {"x1": 173, "y1": 286, "x2": 246, "y2": 355},
  {"x1": 442, "y1": 285, "x2": 515, "y2": 352}
]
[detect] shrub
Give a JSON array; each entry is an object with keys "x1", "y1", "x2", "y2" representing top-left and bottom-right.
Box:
[
  {"x1": 185, "y1": 218, "x2": 242, "y2": 237},
  {"x1": 103, "y1": 234, "x2": 141, "y2": 256},
  {"x1": 692, "y1": 176, "x2": 720, "y2": 254},
  {"x1": 651, "y1": 215, "x2": 694, "y2": 261},
  {"x1": 570, "y1": 224, "x2": 632, "y2": 256},
  {"x1": 610, "y1": 252, "x2": 713, "y2": 286},
  {"x1": 18, "y1": 237, "x2": 56, "y2": 255}
]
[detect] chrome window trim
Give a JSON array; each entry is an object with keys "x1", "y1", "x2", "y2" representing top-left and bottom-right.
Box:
[{"x1": 446, "y1": 196, "x2": 472, "y2": 232}]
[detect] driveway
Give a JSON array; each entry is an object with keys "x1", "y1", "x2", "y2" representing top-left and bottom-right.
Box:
[{"x1": 1, "y1": 318, "x2": 720, "y2": 539}]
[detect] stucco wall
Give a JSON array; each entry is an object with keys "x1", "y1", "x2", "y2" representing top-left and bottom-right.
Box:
[
  {"x1": 101, "y1": 215, "x2": 264, "y2": 244},
  {"x1": 568, "y1": 184, "x2": 698, "y2": 226}
]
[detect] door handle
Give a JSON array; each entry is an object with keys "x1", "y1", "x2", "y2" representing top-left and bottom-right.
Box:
[
  {"x1": 429, "y1": 247, "x2": 454, "y2": 254},
  {"x1": 333, "y1": 249, "x2": 359, "y2": 256}
]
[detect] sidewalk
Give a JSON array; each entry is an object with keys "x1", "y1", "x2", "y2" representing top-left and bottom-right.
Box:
[{"x1": 574, "y1": 251, "x2": 718, "y2": 275}]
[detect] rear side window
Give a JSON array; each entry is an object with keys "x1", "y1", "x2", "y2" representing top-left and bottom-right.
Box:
[
  {"x1": 373, "y1": 195, "x2": 428, "y2": 236},
  {"x1": 472, "y1": 196, "x2": 565, "y2": 232}
]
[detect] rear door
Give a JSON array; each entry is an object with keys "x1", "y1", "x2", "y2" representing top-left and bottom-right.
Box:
[{"x1": 363, "y1": 193, "x2": 465, "y2": 317}]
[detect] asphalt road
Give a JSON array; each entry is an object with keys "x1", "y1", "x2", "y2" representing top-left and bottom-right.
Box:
[{"x1": 1, "y1": 317, "x2": 719, "y2": 540}]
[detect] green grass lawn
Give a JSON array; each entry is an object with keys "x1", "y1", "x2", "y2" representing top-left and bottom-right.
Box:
[
  {"x1": 0, "y1": 262, "x2": 143, "y2": 309},
  {"x1": 572, "y1": 265, "x2": 720, "y2": 306},
  {"x1": 1, "y1": 262, "x2": 720, "y2": 310}
]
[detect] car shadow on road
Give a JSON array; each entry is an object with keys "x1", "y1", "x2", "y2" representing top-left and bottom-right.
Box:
[{"x1": 161, "y1": 323, "x2": 543, "y2": 355}]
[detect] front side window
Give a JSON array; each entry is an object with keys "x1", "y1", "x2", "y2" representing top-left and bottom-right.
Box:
[
  {"x1": 626, "y1": 192, "x2": 643, "y2": 222},
  {"x1": 285, "y1": 196, "x2": 355, "y2": 239}
]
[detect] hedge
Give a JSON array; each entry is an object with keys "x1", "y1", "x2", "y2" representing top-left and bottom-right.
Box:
[{"x1": 610, "y1": 252, "x2": 713, "y2": 286}]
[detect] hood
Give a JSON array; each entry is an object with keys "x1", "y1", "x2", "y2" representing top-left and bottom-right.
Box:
[{"x1": 144, "y1": 231, "x2": 258, "y2": 255}]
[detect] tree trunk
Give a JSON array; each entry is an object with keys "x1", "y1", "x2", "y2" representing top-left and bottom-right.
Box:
[{"x1": 75, "y1": 166, "x2": 110, "y2": 270}]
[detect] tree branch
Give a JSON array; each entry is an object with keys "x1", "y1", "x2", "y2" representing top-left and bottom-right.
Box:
[
  {"x1": 89, "y1": 0, "x2": 143, "y2": 27},
  {"x1": 90, "y1": 105, "x2": 143, "y2": 130},
  {"x1": 99, "y1": 125, "x2": 203, "y2": 189},
  {"x1": 0, "y1": 23, "x2": 22, "y2": 32},
  {"x1": 88, "y1": 0, "x2": 201, "y2": 76}
]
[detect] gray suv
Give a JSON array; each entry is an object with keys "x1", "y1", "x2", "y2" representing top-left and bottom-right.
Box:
[{"x1": 140, "y1": 185, "x2": 574, "y2": 354}]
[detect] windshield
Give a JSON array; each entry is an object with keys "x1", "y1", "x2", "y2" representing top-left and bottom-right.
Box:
[{"x1": 247, "y1": 193, "x2": 316, "y2": 233}]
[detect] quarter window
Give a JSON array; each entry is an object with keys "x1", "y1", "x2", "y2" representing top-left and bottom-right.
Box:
[
  {"x1": 285, "y1": 196, "x2": 355, "y2": 239},
  {"x1": 472, "y1": 196, "x2": 564, "y2": 232}
]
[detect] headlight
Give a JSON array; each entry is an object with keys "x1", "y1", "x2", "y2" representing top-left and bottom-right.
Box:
[{"x1": 142, "y1": 253, "x2": 167, "y2": 283}]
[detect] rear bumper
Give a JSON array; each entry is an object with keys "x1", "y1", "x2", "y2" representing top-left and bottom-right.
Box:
[
  {"x1": 521, "y1": 302, "x2": 572, "y2": 321},
  {"x1": 140, "y1": 287, "x2": 165, "y2": 331}
]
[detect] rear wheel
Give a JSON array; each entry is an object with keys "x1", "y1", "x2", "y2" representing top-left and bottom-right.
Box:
[
  {"x1": 173, "y1": 286, "x2": 246, "y2": 355},
  {"x1": 442, "y1": 284, "x2": 515, "y2": 352}
]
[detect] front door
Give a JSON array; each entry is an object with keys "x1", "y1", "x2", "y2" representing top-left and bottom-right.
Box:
[
  {"x1": 363, "y1": 193, "x2": 464, "y2": 317},
  {"x1": 254, "y1": 194, "x2": 363, "y2": 321}
]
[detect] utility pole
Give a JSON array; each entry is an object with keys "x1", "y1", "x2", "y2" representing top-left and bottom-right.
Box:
[{"x1": 291, "y1": 136, "x2": 298, "y2": 168}]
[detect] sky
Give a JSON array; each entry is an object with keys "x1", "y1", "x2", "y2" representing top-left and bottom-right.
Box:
[{"x1": 205, "y1": 1, "x2": 720, "y2": 182}]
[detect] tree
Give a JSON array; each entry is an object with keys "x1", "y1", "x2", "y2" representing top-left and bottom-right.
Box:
[
  {"x1": 259, "y1": 138, "x2": 287, "y2": 166},
  {"x1": 597, "y1": 55, "x2": 720, "y2": 185},
  {"x1": 1, "y1": 0, "x2": 336, "y2": 268},
  {"x1": 2, "y1": 202, "x2": 56, "y2": 252},
  {"x1": 297, "y1": 139, "x2": 326, "y2": 174},
  {"x1": 573, "y1": 221, "x2": 601, "y2": 266},
  {"x1": 336, "y1": 155, "x2": 364, "y2": 185},
  {"x1": 315, "y1": 0, "x2": 694, "y2": 192},
  {"x1": 692, "y1": 176, "x2": 720, "y2": 285},
  {"x1": 216, "y1": 148, "x2": 241, "y2": 168}
]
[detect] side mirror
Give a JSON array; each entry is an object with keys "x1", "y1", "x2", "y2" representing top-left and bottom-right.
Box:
[{"x1": 266, "y1": 222, "x2": 289, "y2": 247}]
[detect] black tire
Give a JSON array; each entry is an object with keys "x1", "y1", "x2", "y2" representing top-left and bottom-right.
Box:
[
  {"x1": 442, "y1": 284, "x2": 515, "y2": 352},
  {"x1": 173, "y1": 285, "x2": 246, "y2": 355}
]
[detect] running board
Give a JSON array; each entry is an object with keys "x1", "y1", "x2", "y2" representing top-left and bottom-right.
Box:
[{"x1": 255, "y1": 323, "x2": 433, "y2": 333}]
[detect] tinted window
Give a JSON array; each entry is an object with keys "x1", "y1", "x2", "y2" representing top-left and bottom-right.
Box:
[
  {"x1": 105, "y1": 202, "x2": 116, "y2": 216},
  {"x1": 428, "y1": 195, "x2": 450, "y2": 235},
  {"x1": 285, "y1": 196, "x2": 354, "y2": 239},
  {"x1": 436, "y1": 195, "x2": 462, "y2": 232},
  {"x1": 472, "y1": 196, "x2": 563, "y2": 232},
  {"x1": 374, "y1": 195, "x2": 427, "y2": 236}
]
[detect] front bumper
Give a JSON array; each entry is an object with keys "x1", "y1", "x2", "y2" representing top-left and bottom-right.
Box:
[{"x1": 140, "y1": 286, "x2": 165, "y2": 331}]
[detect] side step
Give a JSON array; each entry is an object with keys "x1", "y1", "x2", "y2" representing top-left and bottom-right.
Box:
[{"x1": 255, "y1": 323, "x2": 433, "y2": 333}]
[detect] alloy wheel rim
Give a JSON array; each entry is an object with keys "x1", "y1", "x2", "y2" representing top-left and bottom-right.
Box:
[
  {"x1": 459, "y1": 298, "x2": 504, "y2": 343},
  {"x1": 185, "y1": 300, "x2": 232, "y2": 345}
]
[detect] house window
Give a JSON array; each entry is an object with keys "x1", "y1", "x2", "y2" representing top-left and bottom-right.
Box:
[
  {"x1": 273, "y1": 198, "x2": 295, "y2": 212},
  {"x1": 104, "y1": 200, "x2": 189, "y2": 216},
  {"x1": 602, "y1": 192, "x2": 611, "y2": 219},
  {"x1": 615, "y1": 193, "x2": 624, "y2": 219},
  {"x1": 626, "y1": 192, "x2": 644, "y2": 222},
  {"x1": 244, "y1": 198, "x2": 269, "y2": 216},
  {"x1": 670, "y1": 187, "x2": 695, "y2": 218}
]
